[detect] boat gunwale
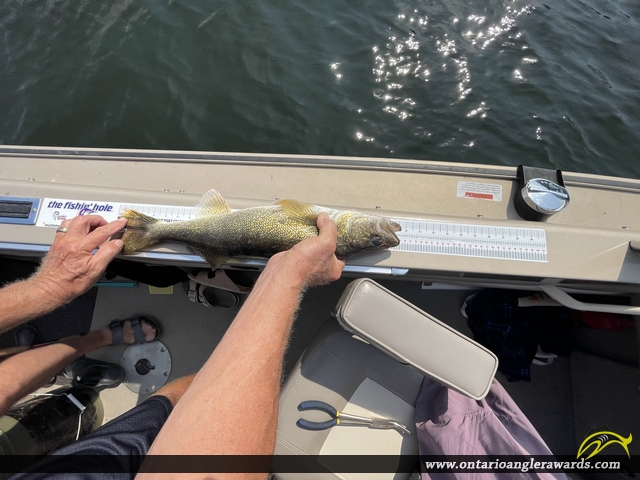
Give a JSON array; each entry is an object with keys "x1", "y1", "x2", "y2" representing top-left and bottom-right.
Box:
[{"x1": 1, "y1": 145, "x2": 639, "y2": 193}]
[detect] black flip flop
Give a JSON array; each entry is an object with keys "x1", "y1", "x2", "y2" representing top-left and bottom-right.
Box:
[{"x1": 63, "y1": 358, "x2": 124, "y2": 389}]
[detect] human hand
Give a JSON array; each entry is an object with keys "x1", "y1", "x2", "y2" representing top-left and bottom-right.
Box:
[
  {"x1": 30, "y1": 216, "x2": 128, "y2": 305},
  {"x1": 267, "y1": 213, "x2": 345, "y2": 289}
]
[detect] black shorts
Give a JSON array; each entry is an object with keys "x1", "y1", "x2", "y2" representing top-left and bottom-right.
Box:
[{"x1": 10, "y1": 395, "x2": 173, "y2": 480}]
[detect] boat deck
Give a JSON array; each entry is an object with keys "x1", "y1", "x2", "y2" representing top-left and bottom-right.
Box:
[
  {"x1": 0, "y1": 260, "x2": 635, "y2": 480},
  {"x1": 84, "y1": 274, "x2": 597, "y2": 457}
]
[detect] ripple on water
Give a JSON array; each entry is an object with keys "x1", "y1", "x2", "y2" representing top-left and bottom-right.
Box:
[
  {"x1": 363, "y1": 0, "x2": 542, "y2": 163},
  {"x1": 0, "y1": 0, "x2": 639, "y2": 177}
]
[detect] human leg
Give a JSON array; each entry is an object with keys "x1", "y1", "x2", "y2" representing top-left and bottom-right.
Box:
[
  {"x1": 151, "y1": 373, "x2": 196, "y2": 407},
  {"x1": 0, "y1": 318, "x2": 158, "y2": 416},
  {"x1": 9, "y1": 373, "x2": 197, "y2": 480}
]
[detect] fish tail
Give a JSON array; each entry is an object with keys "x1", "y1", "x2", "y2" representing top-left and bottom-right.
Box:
[{"x1": 121, "y1": 210, "x2": 162, "y2": 254}]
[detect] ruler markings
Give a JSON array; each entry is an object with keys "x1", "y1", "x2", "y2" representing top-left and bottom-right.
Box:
[
  {"x1": 119, "y1": 204, "x2": 196, "y2": 223},
  {"x1": 391, "y1": 218, "x2": 547, "y2": 263},
  {"x1": 117, "y1": 204, "x2": 547, "y2": 263}
]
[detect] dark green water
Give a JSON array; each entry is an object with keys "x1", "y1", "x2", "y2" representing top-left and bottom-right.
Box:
[{"x1": 1, "y1": 0, "x2": 639, "y2": 177}]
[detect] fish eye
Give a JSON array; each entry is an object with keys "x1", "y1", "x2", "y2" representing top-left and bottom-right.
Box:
[{"x1": 371, "y1": 235, "x2": 384, "y2": 246}]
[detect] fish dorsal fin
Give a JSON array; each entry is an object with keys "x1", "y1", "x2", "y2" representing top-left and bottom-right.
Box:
[
  {"x1": 275, "y1": 199, "x2": 319, "y2": 226},
  {"x1": 194, "y1": 189, "x2": 231, "y2": 218}
]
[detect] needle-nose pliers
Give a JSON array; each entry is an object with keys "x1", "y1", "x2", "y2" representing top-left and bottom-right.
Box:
[{"x1": 296, "y1": 400, "x2": 411, "y2": 435}]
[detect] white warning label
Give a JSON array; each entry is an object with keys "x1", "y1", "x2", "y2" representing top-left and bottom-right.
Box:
[{"x1": 457, "y1": 181, "x2": 503, "y2": 202}]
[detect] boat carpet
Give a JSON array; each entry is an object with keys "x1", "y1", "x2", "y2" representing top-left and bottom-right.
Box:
[{"x1": 0, "y1": 257, "x2": 96, "y2": 348}]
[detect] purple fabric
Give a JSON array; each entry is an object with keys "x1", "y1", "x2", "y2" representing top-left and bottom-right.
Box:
[{"x1": 416, "y1": 378, "x2": 566, "y2": 480}]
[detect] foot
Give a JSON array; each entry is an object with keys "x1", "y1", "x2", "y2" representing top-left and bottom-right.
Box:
[{"x1": 101, "y1": 318, "x2": 158, "y2": 345}]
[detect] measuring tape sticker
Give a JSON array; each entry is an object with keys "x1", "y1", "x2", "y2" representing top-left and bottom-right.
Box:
[
  {"x1": 117, "y1": 204, "x2": 196, "y2": 223},
  {"x1": 391, "y1": 218, "x2": 547, "y2": 262},
  {"x1": 38, "y1": 198, "x2": 547, "y2": 263},
  {"x1": 36, "y1": 198, "x2": 196, "y2": 227}
]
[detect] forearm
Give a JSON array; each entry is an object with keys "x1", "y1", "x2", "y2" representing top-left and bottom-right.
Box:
[
  {"x1": 0, "y1": 330, "x2": 110, "y2": 416},
  {"x1": 141, "y1": 263, "x2": 305, "y2": 477},
  {"x1": 140, "y1": 213, "x2": 344, "y2": 480},
  {"x1": 0, "y1": 277, "x2": 66, "y2": 335}
]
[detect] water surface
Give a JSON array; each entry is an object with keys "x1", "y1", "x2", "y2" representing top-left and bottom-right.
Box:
[{"x1": 1, "y1": 0, "x2": 639, "y2": 177}]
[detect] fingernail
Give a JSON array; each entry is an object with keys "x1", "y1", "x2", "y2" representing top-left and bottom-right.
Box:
[{"x1": 114, "y1": 239, "x2": 124, "y2": 249}]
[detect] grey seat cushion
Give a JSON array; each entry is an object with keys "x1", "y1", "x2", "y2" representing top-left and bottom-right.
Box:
[{"x1": 274, "y1": 320, "x2": 424, "y2": 480}]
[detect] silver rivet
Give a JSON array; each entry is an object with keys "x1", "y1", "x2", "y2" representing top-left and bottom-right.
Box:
[
  {"x1": 163, "y1": 188, "x2": 169, "y2": 192},
  {"x1": 179, "y1": 189, "x2": 185, "y2": 193},
  {"x1": 622, "y1": 226, "x2": 630, "y2": 230},
  {"x1": 477, "y1": 214, "x2": 483, "y2": 218},
  {"x1": 161, "y1": 348, "x2": 166, "y2": 352},
  {"x1": 122, "y1": 356, "x2": 126, "y2": 360},
  {"x1": 163, "y1": 372, "x2": 168, "y2": 376},
  {"x1": 375, "y1": 206, "x2": 381, "y2": 209},
  {"x1": 28, "y1": 178, "x2": 35, "y2": 182}
]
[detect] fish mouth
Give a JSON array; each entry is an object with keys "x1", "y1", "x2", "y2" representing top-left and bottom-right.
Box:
[
  {"x1": 379, "y1": 219, "x2": 402, "y2": 247},
  {"x1": 389, "y1": 221, "x2": 402, "y2": 233}
]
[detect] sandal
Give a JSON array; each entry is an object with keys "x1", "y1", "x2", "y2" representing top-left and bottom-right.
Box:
[
  {"x1": 109, "y1": 315, "x2": 162, "y2": 345},
  {"x1": 63, "y1": 358, "x2": 125, "y2": 389},
  {"x1": 188, "y1": 269, "x2": 255, "y2": 294},
  {"x1": 186, "y1": 280, "x2": 240, "y2": 309}
]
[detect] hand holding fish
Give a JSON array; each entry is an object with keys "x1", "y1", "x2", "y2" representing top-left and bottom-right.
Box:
[
  {"x1": 32, "y1": 215, "x2": 127, "y2": 306},
  {"x1": 265, "y1": 213, "x2": 345, "y2": 289}
]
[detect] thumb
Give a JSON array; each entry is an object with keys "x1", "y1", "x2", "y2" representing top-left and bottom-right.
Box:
[{"x1": 316, "y1": 213, "x2": 335, "y2": 235}]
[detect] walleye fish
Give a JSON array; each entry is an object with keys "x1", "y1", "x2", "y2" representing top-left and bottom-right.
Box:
[{"x1": 121, "y1": 189, "x2": 401, "y2": 270}]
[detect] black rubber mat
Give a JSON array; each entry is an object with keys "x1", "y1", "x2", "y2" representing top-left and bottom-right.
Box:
[{"x1": 0, "y1": 258, "x2": 97, "y2": 348}]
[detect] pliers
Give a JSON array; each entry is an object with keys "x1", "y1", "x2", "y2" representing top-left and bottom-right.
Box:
[{"x1": 296, "y1": 400, "x2": 411, "y2": 435}]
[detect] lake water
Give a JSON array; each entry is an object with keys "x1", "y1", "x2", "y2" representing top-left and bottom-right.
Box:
[{"x1": 1, "y1": 0, "x2": 638, "y2": 178}]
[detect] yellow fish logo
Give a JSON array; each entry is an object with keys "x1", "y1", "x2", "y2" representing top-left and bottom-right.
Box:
[{"x1": 577, "y1": 431, "x2": 632, "y2": 459}]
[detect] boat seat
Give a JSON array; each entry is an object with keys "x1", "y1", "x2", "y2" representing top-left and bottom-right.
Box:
[
  {"x1": 273, "y1": 279, "x2": 498, "y2": 480},
  {"x1": 274, "y1": 320, "x2": 423, "y2": 480}
]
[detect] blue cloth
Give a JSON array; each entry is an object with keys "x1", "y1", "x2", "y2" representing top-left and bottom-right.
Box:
[
  {"x1": 464, "y1": 290, "x2": 572, "y2": 381},
  {"x1": 10, "y1": 395, "x2": 173, "y2": 479}
]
